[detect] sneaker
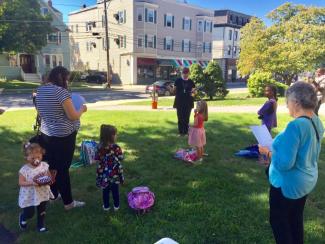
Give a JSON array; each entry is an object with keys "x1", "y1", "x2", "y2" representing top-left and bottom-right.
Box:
[
  {"x1": 113, "y1": 206, "x2": 120, "y2": 212},
  {"x1": 19, "y1": 213, "x2": 27, "y2": 230},
  {"x1": 64, "y1": 200, "x2": 86, "y2": 210},
  {"x1": 102, "y1": 205, "x2": 110, "y2": 211},
  {"x1": 38, "y1": 227, "x2": 48, "y2": 233}
]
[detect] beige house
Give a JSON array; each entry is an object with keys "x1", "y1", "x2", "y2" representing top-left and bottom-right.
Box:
[{"x1": 69, "y1": 0, "x2": 213, "y2": 85}]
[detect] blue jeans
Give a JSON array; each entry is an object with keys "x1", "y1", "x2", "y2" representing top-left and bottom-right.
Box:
[{"x1": 103, "y1": 183, "x2": 119, "y2": 208}]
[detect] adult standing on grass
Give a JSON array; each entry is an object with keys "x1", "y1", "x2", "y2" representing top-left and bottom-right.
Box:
[
  {"x1": 173, "y1": 67, "x2": 195, "y2": 136},
  {"x1": 312, "y1": 67, "x2": 325, "y2": 115},
  {"x1": 36, "y1": 66, "x2": 87, "y2": 210},
  {"x1": 259, "y1": 82, "x2": 324, "y2": 244}
]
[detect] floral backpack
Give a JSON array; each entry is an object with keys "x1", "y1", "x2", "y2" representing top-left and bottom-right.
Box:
[{"x1": 127, "y1": 186, "x2": 155, "y2": 213}]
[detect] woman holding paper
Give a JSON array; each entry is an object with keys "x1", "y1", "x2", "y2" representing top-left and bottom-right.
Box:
[
  {"x1": 259, "y1": 82, "x2": 324, "y2": 244},
  {"x1": 36, "y1": 66, "x2": 87, "y2": 210}
]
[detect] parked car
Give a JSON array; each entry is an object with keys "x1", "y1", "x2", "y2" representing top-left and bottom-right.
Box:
[
  {"x1": 86, "y1": 72, "x2": 107, "y2": 84},
  {"x1": 145, "y1": 80, "x2": 175, "y2": 96}
]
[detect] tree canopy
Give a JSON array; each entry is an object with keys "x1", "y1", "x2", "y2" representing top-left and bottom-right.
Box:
[
  {"x1": 238, "y1": 3, "x2": 325, "y2": 85},
  {"x1": 0, "y1": 0, "x2": 53, "y2": 53}
]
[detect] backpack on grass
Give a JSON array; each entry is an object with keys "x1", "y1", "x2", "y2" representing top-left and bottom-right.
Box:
[{"x1": 80, "y1": 140, "x2": 98, "y2": 165}]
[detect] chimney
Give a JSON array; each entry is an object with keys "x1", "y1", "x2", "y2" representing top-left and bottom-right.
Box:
[{"x1": 48, "y1": 0, "x2": 52, "y2": 7}]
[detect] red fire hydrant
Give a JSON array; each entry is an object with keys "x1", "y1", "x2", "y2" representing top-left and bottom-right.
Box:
[{"x1": 151, "y1": 84, "x2": 158, "y2": 109}]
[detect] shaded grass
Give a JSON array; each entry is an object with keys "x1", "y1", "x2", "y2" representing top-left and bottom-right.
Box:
[
  {"x1": 0, "y1": 111, "x2": 324, "y2": 243},
  {"x1": 121, "y1": 93, "x2": 285, "y2": 107}
]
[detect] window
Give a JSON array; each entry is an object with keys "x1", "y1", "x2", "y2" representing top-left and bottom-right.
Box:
[
  {"x1": 230, "y1": 15, "x2": 233, "y2": 22},
  {"x1": 205, "y1": 21, "x2": 211, "y2": 32},
  {"x1": 44, "y1": 55, "x2": 50, "y2": 67},
  {"x1": 118, "y1": 10, "x2": 125, "y2": 24},
  {"x1": 102, "y1": 15, "x2": 106, "y2": 27},
  {"x1": 165, "y1": 37, "x2": 173, "y2": 51},
  {"x1": 203, "y1": 42, "x2": 211, "y2": 53},
  {"x1": 227, "y1": 45, "x2": 231, "y2": 55},
  {"x1": 75, "y1": 43, "x2": 79, "y2": 52},
  {"x1": 183, "y1": 39, "x2": 190, "y2": 52},
  {"x1": 137, "y1": 35, "x2": 143, "y2": 47},
  {"x1": 52, "y1": 55, "x2": 57, "y2": 67},
  {"x1": 234, "y1": 30, "x2": 238, "y2": 41},
  {"x1": 228, "y1": 29, "x2": 232, "y2": 40},
  {"x1": 233, "y1": 46, "x2": 237, "y2": 56},
  {"x1": 71, "y1": 25, "x2": 74, "y2": 33},
  {"x1": 76, "y1": 24, "x2": 79, "y2": 33},
  {"x1": 57, "y1": 55, "x2": 63, "y2": 66},
  {"x1": 197, "y1": 20, "x2": 203, "y2": 32},
  {"x1": 86, "y1": 42, "x2": 93, "y2": 52},
  {"x1": 236, "y1": 16, "x2": 239, "y2": 24},
  {"x1": 183, "y1": 17, "x2": 191, "y2": 31},
  {"x1": 41, "y1": 7, "x2": 49, "y2": 16},
  {"x1": 48, "y1": 33, "x2": 58, "y2": 43},
  {"x1": 148, "y1": 9, "x2": 154, "y2": 23},
  {"x1": 165, "y1": 14, "x2": 173, "y2": 27},
  {"x1": 147, "y1": 34, "x2": 154, "y2": 48},
  {"x1": 137, "y1": 8, "x2": 143, "y2": 21}
]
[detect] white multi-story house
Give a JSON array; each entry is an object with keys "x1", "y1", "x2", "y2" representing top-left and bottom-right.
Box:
[
  {"x1": 69, "y1": 0, "x2": 213, "y2": 85},
  {"x1": 0, "y1": 0, "x2": 70, "y2": 81},
  {"x1": 212, "y1": 10, "x2": 251, "y2": 82}
]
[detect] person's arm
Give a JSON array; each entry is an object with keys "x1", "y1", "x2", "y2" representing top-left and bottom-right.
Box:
[
  {"x1": 62, "y1": 98, "x2": 87, "y2": 121},
  {"x1": 258, "y1": 101, "x2": 273, "y2": 116},
  {"x1": 193, "y1": 114, "x2": 199, "y2": 127},
  {"x1": 19, "y1": 173, "x2": 38, "y2": 187}
]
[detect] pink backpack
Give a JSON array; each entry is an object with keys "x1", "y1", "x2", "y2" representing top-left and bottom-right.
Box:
[{"x1": 127, "y1": 186, "x2": 155, "y2": 213}]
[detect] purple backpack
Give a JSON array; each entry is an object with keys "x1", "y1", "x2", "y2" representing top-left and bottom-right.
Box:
[{"x1": 127, "y1": 186, "x2": 155, "y2": 213}]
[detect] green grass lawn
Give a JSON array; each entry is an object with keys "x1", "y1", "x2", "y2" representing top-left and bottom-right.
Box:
[
  {"x1": 0, "y1": 80, "x2": 104, "y2": 93},
  {"x1": 0, "y1": 111, "x2": 324, "y2": 243},
  {"x1": 122, "y1": 93, "x2": 285, "y2": 107}
]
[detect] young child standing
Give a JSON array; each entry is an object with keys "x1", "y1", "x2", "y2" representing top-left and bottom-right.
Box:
[
  {"x1": 188, "y1": 100, "x2": 208, "y2": 161},
  {"x1": 258, "y1": 84, "x2": 278, "y2": 132},
  {"x1": 18, "y1": 143, "x2": 53, "y2": 232},
  {"x1": 96, "y1": 125, "x2": 124, "y2": 211}
]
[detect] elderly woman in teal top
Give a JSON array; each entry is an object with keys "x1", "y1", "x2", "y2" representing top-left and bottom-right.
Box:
[{"x1": 259, "y1": 82, "x2": 324, "y2": 244}]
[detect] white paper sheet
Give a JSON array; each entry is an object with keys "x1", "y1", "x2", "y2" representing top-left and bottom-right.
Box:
[{"x1": 249, "y1": 124, "x2": 273, "y2": 150}]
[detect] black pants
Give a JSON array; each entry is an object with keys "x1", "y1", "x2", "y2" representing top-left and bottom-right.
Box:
[
  {"x1": 21, "y1": 201, "x2": 47, "y2": 228},
  {"x1": 176, "y1": 106, "x2": 192, "y2": 135},
  {"x1": 314, "y1": 100, "x2": 322, "y2": 115},
  {"x1": 103, "y1": 184, "x2": 119, "y2": 208},
  {"x1": 269, "y1": 186, "x2": 307, "y2": 244},
  {"x1": 41, "y1": 131, "x2": 77, "y2": 205}
]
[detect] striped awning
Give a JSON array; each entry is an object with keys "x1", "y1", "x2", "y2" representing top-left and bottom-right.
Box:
[
  {"x1": 172, "y1": 59, "x2": 209, "y2": 68},
  {"x1": 198, "y1": 61, "x2": 209, "y2": 68}
]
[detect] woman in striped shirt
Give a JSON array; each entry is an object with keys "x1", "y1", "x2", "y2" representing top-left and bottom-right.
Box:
[{"x1": 36, "y1": 66, "x2": 87, "y2": 210}]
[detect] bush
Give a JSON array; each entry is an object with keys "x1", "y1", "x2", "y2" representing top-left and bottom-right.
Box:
[
  {"x1": 189, "y1": 63, "x2": 204, "y2": 85},
  {"x1": 69, "y1": 71, "x2": 82, "y2": 82},
  {"x1": 247, "y1": 72, "x2": 275, "y2": 97},
  {"x1": 203, "y1": 61, "x2": 228, "y2": 100}
]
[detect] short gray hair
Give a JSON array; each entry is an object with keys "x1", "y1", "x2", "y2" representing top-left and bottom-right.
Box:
[{"x1": 286, "y1": 82, "x2": 317, "y2": 109}]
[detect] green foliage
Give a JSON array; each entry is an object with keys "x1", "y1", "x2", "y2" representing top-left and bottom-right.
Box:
[
  {"x1": 203, "y1": 61, "x2": 229, "y2": 100},
  {"x1": 0, "y1": 0, "x2": 53, "y2": 53},
  {"x1": 275, "y1": 81, "x2": 289, "y2": 96},
  {"x1": 238, "y1": 3, "x2": 325, "y2": 85},
  {"x1": 247, "y1": 72, "x2": 277, "y2": 97},
  {"x1": 189, "y1": 63, "x2": 204, "y2": 85}
]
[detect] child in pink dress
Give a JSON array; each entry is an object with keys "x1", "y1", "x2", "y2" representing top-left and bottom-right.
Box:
[{"x1": 188, "y1": 100, "x2": 208, "y2": 161}]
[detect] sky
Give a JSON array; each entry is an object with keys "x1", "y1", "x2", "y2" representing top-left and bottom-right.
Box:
[{"x1": 52, "y1": 0, "x2": 325, "y2": 24}]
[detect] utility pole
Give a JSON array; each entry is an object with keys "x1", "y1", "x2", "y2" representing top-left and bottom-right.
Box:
[{"x1": 104, "y1": 0, "x2": 111, "y2": 88}]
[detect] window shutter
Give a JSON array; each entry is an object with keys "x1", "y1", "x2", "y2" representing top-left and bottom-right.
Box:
[
  {"x1": 124, "y1": 35, "x2": 126, "y2": 48},
  {"x1": 203, "y1": 42, "x2": 205, "y2": 53},
  {"x1": 164, "y1": 14, "x2": 167, "y2": 27},
  {"x1": 210, "y1": 22, "x2": 212, "y2": 32},
  {"x1": 210, "y1": 42, "x2": 212, "y2": 53},
  {"x1": 154, "y1": 10, "x2": 157, "y2": 24},
  {"x1": 85, "y1": 22, "x2": 88, "y2": 31},
  {"x1": 58, "y1": 32, "x2": 61, "y2": 44},
  {"x1": 172, "y1": 16, "x2": 175, "y2": 28},
  {"x1": 182, "y1": 18, "x2": 185, "y2": 30},
  {"x1": 190, "y1": 19, "x2": 192, "y2": 30},
  {"x1": 154, "y1": 35, "x2": 156, "y2": 48},
  {"x1": 145, "y1": 8, "x2": 148, "y2": 22},
  {"x1": 124, "y1": 10, "x2": 126, "y2": 23},
  {"x1": 189, "y1": 41, "x2": 191, "y2": 53},
  {"x1": 145, "y1": 34, "x2": 148, "y2": 48},
  {"x1": 204, "y1": 21, "x2": 206, "y2": 32},
  {"x1": 163, "y1": 38, "x2": 166, "y2": 50},
  {"x1": 182, "y1": 40, "x2": 184, "y2": 52},
  {"x1": 171, "y1": 39, "x2": 174, "y2": 51}
]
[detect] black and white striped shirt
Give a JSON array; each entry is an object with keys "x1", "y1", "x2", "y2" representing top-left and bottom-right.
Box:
[{"x1": 36, "y1": 84, "x2": 80, "y2": 137}]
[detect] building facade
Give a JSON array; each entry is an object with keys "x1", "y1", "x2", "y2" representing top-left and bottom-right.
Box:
[
  {"x1": 0, "y1": 0, "x2": 70, "y2": 81},
  {"x1": 212, "y1": 10, "x2": 251, "y2": 82},
  {"x1": 69, "y1": 0, "x2": 213, "y2": 85}
]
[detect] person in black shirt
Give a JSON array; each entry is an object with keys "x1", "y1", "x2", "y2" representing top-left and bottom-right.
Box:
[{"x1": 173, "y1": 67, "x2": 195, "y2": 136}]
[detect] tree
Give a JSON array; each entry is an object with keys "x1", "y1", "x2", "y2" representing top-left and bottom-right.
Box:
[
  {"x1": 189, "y1": 63, "x2": 204, "y2": 85},
  {"x1": 238, "y1": 3, "x2": 325, "y2": 85},
  {"x1": 203, "y1": 61, "x2": 228, "y2": 100},
  {"x1": 0, "y1": 0, "x2": 52, "y2": 53}
]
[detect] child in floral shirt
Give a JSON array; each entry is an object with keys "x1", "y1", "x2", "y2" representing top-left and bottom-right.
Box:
[{"x1": 96, "y1": 124, "x2": 124, "y2": 211}]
